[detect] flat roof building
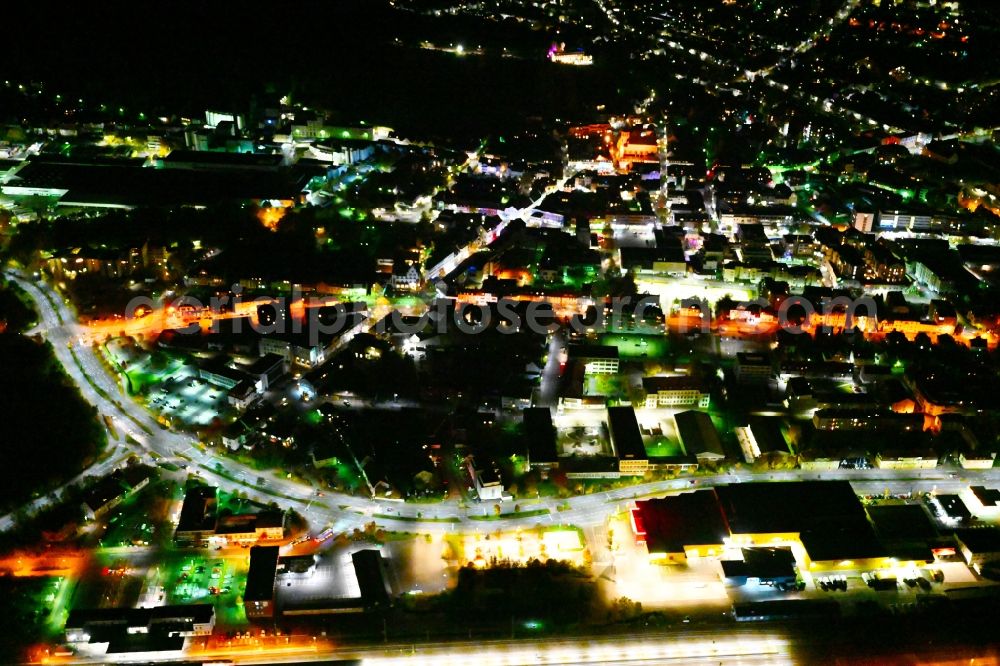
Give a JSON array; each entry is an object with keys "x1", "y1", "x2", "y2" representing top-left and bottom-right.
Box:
[
  {"x1": 630, "y1": 490, "x2": 730, "y2": 564},
  {"x1": 608, "y1": 406, "x2": 648, "y2": 475},
  {"x1": 954, "y1": 528, "x2": 1000, "y2": 567},
  {"x1": 174, "y1": 486, "x2": 218, "y2": 546},
  {"x1": 642, "y1": 376, "x2": 710, "y2": 408},
  {"x1": 633, "y1": 481, "x2": 894, "y2": 570},
  {"x1": 245, "y1": 546, "x2": 281, "y2": 619},
  {"x1": 351, "y1": 549, "x2": 393, "y2": 610},
  {"x1": 567, "y1": 344, "x2": 620, "y2": 375},
  {"x1": 65, "y1": 604, "x2": 214, "y2": 656},
  {"x1": 721, "y1": 547, "x2": 797, "y2": 587},
  {"x1": 735, "y1": 353, "x2": 771, "y2": 385},
  {"x1": 524, "y1": 407, "x2": 558, "y2": 470}
]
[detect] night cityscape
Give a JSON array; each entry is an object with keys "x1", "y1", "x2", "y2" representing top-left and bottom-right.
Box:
[{"x1": 4, "y1": 0, "x2": 1000, "y2": 664}]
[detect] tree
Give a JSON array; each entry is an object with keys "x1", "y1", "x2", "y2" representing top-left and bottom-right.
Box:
[{"x1": 608, "y1": 596, "x2": 643, "y2": 622}]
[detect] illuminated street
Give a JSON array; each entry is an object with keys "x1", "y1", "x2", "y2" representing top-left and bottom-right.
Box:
[{"x1": 4, "y1": 1, "x2": 1000, "y2": 662}]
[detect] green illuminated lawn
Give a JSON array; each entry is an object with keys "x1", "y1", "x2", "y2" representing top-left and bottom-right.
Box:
[
  {"x1": 585, "y1": 374, "x2": 626, "y2": 398},
  {"x1": 599, "y1": 333, "x2": 668, "y2": 359},
  {"x1": 644, "y1": 437, "x2": 684, "y2": 458}
]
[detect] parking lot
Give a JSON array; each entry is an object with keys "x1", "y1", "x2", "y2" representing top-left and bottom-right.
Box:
[
  {"x1": 102, "y1": 338, "x2": 231, "y2": 426},
  {"x1": 165, "y1": 553, "x2": 248, "y2": 626},
  {"x1": 146, "y1": 370, "x2": 231, "y2": 427}
]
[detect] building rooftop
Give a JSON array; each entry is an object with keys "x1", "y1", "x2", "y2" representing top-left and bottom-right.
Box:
[
  {"x1": 351, "y1": 549, "x2": 392, "y2": 609},
  {"x1": 246, "y1": 353, "x2": 286, "y2": 376},
  {"x1": 867, "y1": 504, "x2": 938, "y2": 541},
  {"x1": 567, "y1": 344, "x2": 620, "y2": 361},
  {"x1": 523, "y1": 407, "x2": 558, "y2": 464},
  {"x1": 81, "y1": 470, "x2": 137, "y2": 514},
  {"x1": 245, "y1": 546, "x2": 280, "y2": 602},
  {"x1": 175, "y1": 486, "x2": 217, "y2": 534},
  {"x1": 674, "y1": 410, "x2": 725, "y2": 458},
  {"x1": 608, "y1": 406, "x2": 646, "y2": 461},
  {"x1": 214, "y1": 510, "x2": 284, "y2": 535},
  {"x1": 642, "y1": 376, "x2": 707, "y2": 393},
  {"x1": 746, "y1": 417, "x2": 789, "y2": 455},
  {"x1": 955, "y1": 528, "x2": 1000, "y2": 554},
  {"x1": 67, "y1": 603, "x2": 214, "y2": 651},
  {"x1": 971, "y1": 486, "x2": 1000, "y2": 508},
  {"x1": 721, "y1": 547, "x2": 796, "y2": 582},
  {"x1": 632, "y1": 490, "x2": 730, "y2": 554},
  {"x1": 938, "y1": 494, "x2": 972, "y2": 522},
  {"x1": 737, "y1": 352, "x2": 770, "y2": 365},
  {"x1": 716, "y1": 481, "x2": 887, "y2": 562}
]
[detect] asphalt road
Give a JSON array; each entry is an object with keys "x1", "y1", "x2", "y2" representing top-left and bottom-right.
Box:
[{"x1": 4, "y1": 270, "x2": 1000, "y2": 539}]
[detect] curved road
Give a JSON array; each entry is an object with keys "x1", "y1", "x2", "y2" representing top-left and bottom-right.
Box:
[{"x1": 4, "y1": 270, "x2": 1000, "y2": 538}]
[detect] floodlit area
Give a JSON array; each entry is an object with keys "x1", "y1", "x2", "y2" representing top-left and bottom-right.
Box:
[
  {"x1": 146, "y1": 369, "x2": 231, "y2": 426},
  {"x1": 598, "y1": 332, "x2": 669, "y2": 359},
  {"x1": 453, "y1": 528, "x2": 587, "y2": 568},
  {"x1": 636, "y1": 277, "x2": 755, "y2": 310},
  {"x1": 103, "y1": 337, "x2": 230, "y2": 426},
  {"x1": 278, "y1": 537, "x2": 455, "y2": 608},
  {"x1": 384, "y1": 535, "x2": 454, "y2": 596},
  {"x1": 277, "y1": 548, "x2": 362, "y2": 608},
  {"x1": 607, "y1": 512, "x2": 729, "y2": 607}
]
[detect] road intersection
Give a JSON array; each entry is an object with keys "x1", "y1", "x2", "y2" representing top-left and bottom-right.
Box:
[{"x1": 4, "y1": 270, "x2": 1000, "y2": 539}]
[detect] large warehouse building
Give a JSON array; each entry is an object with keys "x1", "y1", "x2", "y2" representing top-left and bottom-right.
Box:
[{"x1": 631, "y1": 481, "x2": 916, "y2": 571}]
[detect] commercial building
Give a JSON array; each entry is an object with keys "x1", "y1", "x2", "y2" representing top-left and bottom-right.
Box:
[
  {"x1": 632, "y1": 482, "x2": 897, "y2": 571},
  {"x1": 866, "y1": 504, "x2": 937, "y2": 564},
  {"x1": 213, "y1": 512, "x2": 286, "y2": 545},
  {"x1": 276, "y1": 548, "x2": 394, "y2": 617},
  {"x1": 259, "y1": 330, "x2": 340, "y2": 368},
  {"x1": 173, "y1": 486, "x2": 219, "y2": 547},
  {"x1": 199, "y1": 360, "x2": 250, "y2": 389},
  {"x1": 245, "y1": 353, "x2": 287, "y2": 391},
  {"x1": 721, "y1": 547, "x2": 797, "y2": 587},
  {"x1": 466, "y1": 456, "x2": 506, "y2": 501},
  {"x1": 351, "y1": 550, "x2": 393, "y2": 610},
  {"x1": 198, "y1": 360, "x2": 262, "y2": 411},
  {"x1": 630, "y1": 490, "x2": 730, "y2": 564},
  {"x1": 962, "y1": 486, "x2": 1000, "y2": 519},
  {"x1": 936, "y1": 494, "x2": 972, "y2": 523}
]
